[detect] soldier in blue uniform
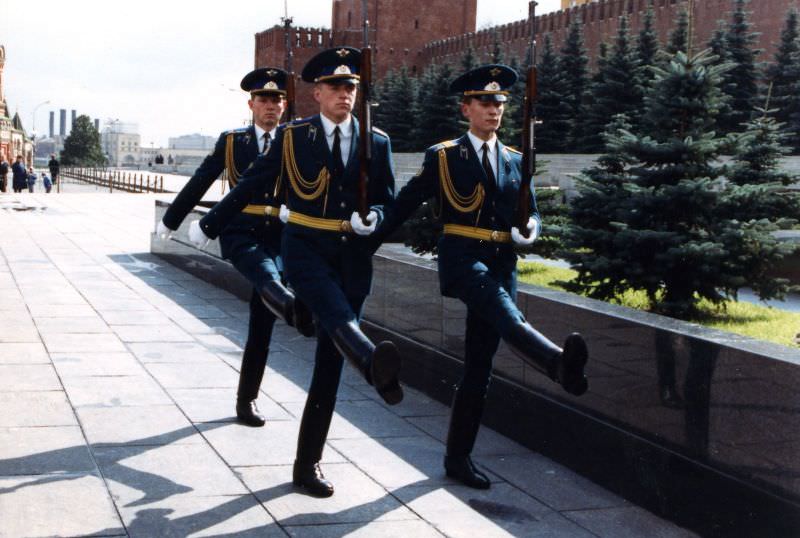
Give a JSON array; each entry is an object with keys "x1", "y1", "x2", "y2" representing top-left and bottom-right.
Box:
[
  {"x1": 189, "y1": 47, "x2": 403, "y2": 497},
  {"x1": 156, "y1": 67, "x2": 314, "y2": 428},
  {"x1": 375, "y1": 64, "x2": 589, "y2": 489}
]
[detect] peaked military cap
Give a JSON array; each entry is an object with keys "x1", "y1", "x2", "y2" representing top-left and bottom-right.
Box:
[
  {"x1": 301, "y1": 47, "x2": 361, "y2": 85},
  {"x1": 449, "y1": 64, "x2": 518, "y2": 102},
  {"x1": 240, "y1": 67, "x2": 289, "y2": 95}
]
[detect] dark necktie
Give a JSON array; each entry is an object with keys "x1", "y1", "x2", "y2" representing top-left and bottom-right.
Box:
[
  {"x1": 332, "y1": 126, "x2": 345, "y2": 178},
  {"x1": 262, "y1": 133, "x2": 271, "y2": 155},
  {"x1": 481, "y1": 142, "x2": 496, "y2": 192}
]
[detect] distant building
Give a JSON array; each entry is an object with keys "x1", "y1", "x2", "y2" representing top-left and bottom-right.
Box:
[
  {"x1": 168, "y1": 133, "x2": 216, "y2": 151},
  {"x1": 0, "y1": 45, "x2": 33, "y2": 164},
  {"x1": 102, "y1": 121, "x2": 141, "y2": 167}
]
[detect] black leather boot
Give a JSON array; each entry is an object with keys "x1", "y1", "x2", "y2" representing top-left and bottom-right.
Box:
[
  {"x1": 505, "y1": 322, "x2": 588, "y2": 396},
  {"x1": 331, "y1": 321, "x2": 403, "y2": 405},
  {"x1": 292, "y1": 298, "x2": 315, "y2": 338},
  {"x1": 444, "y1": 387, "x2": 490, "y2": 489},
  {"x1": 236, "y1": 345, "x2": 268, "y2": 427},
  {"x1": 258, "y1": 281, "x2": 315, "y2": 338},
  {"x1": 236, "y1": 400, "x2": 265, "y2": 427},
  {"x1": 292, "y1": 460, "x2": 334, "y2": 497}
]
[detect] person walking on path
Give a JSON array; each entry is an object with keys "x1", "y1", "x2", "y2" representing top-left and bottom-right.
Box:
[
  {"x1": 11, "y1": 156, "x2": 27, "y2": 193},
  {"x1": 26, "y1": 167, "x2": 37, "y2": 193},
  {"x1": 48, "y1": 154, "x2": 60, "y2": 190},
  {"x1": 157, "y1": 67, "x2": 314, "y2": 428},
  {"x1": 190, "y1": 47, "x2": 403, "y2": 497},
  {"x1": 374, "y1": 64, "x2": 589, "y2": 490}
]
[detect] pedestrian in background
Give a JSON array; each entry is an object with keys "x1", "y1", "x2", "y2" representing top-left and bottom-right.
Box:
[
  {"x1": 48, "y1": 154, "x2": 60, "y2": 188},
  {"x1": 42, "y1": 173, "x2": 52, "y2": 193},
  {"x1": 11, "y1": 156, "x2": 26, "y2": 193},
  {"x1": 26, "y1": 167, "x2": 37, "y2": 193},
  {"x1": 0, "y1": 153, "x2": 9, "y2": 192}
]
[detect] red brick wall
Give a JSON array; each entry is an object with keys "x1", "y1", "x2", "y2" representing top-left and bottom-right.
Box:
[
  {"x1": 331, "y1": 0, "x2": 478, "y2": 78},
  {"x1": 425, "y1": 0, "x2": 800, "y2": 71},
  {"x1": 255, "y1": 0, "x2": 798, "y2": 115},
  {"x1": 254, "y1": 25, "x2": 334, "y2": 119}
]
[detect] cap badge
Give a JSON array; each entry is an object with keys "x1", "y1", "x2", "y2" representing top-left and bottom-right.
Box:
[
  {"x1": 484, "y1": 81, "x2": 501, "y2": 91},
  {"x1": 266, "y1": 69, "x2": 278, "y2": 76},
  {"x1": 334, "y1": 65, "x2": 352, "y2": 75},
  {"x1": 489, "y1": 67, "x2": 502, "y2": 77},
  {"x1": 336, "y1": 48, "x2": 350, "y2": 57},
  {"x1": 263, "y1": 81, "x2": 278, "y2": 90}
]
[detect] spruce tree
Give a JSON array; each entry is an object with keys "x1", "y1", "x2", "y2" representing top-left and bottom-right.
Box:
[
  {"x1": 580, "y1": 16, "x2": 642, "y2": 152},
  {"x1": 707, "y1": 21, "x2": 735, "y2": 132},
  {"x1": 766, "y1": 9, "x2": 800, "y2": 152},
  {"x1": 578, "y1": 42, "x2": 609, "y2": 152},
  {"x1": 634, "y1": 1, "x2": 659, "y2": 125},
  {"x1": 665, "y1": 9, "x2": 689, "y2": 56},
  {"x1": 536, "y1": 36, "x2": 571, "y2": 153},
  {"x1": 715, "y1": 105, "x2": 800, "y2": 300},
  {"x1": 560, "y1": 16, "x2": 589, "y2": 151},
  {"x1": 61, "y1": 115, "x2": 105, "y2": 166},
  {"x1": 413, "y1": 62, "x2": 461, "y2": 149},
  {"x1": 563, "y1": 50, "x2": 738, "y2": 316},
  {"x1": 375, "y1": 67, "x2": 418, "y2": 152},
  {"x1": 719, "y1": 0, "x2": 761, "y2": 135}
]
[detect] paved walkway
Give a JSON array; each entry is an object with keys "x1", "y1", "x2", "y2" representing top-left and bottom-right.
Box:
[{"x1": 0, "y1": 193, "x2": 696, "y2": 537}]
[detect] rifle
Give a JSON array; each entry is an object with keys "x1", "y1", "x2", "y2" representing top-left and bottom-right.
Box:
[
  {"x1": 516, "y1": 1, "x2": 538, "y2": 237},
  {"x1": 282, "y1": 3, "x2": 296, "y2": 121},
  {"x1": 357, "y1": 0, "x2": 372, "y2": 222}
]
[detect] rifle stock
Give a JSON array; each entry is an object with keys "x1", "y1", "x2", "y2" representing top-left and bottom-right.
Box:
[{"x1": 357, "y1": 47, "x2": 372, "y2": 220}]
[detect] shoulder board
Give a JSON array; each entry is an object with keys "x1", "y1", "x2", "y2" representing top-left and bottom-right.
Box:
[
  {"x1": 371, "y1": 126, "x2": 389, "y2": 138},
  {"x1": 429, "y1": 139, "x2": 458, "y2": 152},
  {"x1": 223, "y1": 126, "x2": 249, "y2": 136},
  {"x1": 504, "y1": 146, "x2": 522, "y2": 155},
  {"x1": 284, "y1": 121, "x2": 312, "y2": 130}
]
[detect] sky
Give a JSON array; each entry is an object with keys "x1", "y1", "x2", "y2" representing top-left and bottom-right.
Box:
[{"x1": 0, "y1": 0, "x2": 560, "y2": 147}]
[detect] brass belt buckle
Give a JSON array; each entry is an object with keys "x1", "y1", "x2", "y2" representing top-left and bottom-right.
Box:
[
  {"x1": 340, "y1": 220, "x2": 352, "y2": 233},
  {"x1": 490, "y1": 230, "x2": 499, "y2": 242}
]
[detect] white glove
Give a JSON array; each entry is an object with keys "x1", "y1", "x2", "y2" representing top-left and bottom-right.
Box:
[
  {"x1": 155, "y1": 220, "x2": 173, "y2": 240},
  {"x1": 511, "y1": 217, "x2": 539, "y2": 245},
  {"x1": 350, "y1": 210, "x2": 377, "y2": 236},
  {"x1": 188, "y1": 220, "x2": 210, "y2": 249},
  {"x1": 279, "y1": 204, "x2": 290, "y2": 224}
]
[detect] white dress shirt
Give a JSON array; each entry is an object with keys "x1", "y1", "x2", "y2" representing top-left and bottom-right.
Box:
[
  {"x1": 320, "y1": 113, "x2": 353, "y2": 168},
  {"x1": 467, "y1": 130, "x2": 498, "y2": 179},
  {"x1": 254, "y1": 124, "x2": 277, "y2": 153}
]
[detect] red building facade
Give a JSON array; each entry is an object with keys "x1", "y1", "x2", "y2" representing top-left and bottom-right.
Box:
[{"x1": 256, "y1": 0, "x2": 799, "y2": 117}]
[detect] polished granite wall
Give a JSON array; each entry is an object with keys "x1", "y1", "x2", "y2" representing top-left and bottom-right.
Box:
[
  {"x1": 366, "y1": 245, "x2": 800, "y2": 507},
  {"x1": 151, "y1": 200, "x2": 800, "y2": 525}
]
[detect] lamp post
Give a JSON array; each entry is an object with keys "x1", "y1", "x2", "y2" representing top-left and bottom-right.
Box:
[{"x1": 31, "y1": 100, "x2": 50, "y2": 137}]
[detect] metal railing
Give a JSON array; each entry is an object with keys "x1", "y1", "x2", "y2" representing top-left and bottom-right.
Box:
[{"x1": 61, "y1": 167, "x2": 165, "y2": 193}]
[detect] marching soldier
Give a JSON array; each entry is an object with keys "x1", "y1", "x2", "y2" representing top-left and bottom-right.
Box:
[
  {"x1": 157, "y1": 67, "x2": 314, "y2": 427},
  {"x1": 375, "y1": 64, "x2": 589, "y2": 489},
  {"x1": 189, "y1": 47, "x2": 403, "y2": 497}
]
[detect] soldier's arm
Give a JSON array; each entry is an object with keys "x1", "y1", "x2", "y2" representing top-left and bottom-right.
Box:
[
  {"x1": 374, "y1": 149, "x2": 437, "y2": 243},
  {"x1": 198, "y1": 130, "x2": 283, "y2": 240},
  {"x1": 367, "y1": 132, "x2": 396, "y2": 223},
  {"x1": 161, "y1": 133, "x2": 226, "y2": 230}
]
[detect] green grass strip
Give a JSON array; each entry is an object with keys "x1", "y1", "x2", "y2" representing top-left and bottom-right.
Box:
[{"x1": 517, "y1": 260, "x2": 800, "y2": 348}]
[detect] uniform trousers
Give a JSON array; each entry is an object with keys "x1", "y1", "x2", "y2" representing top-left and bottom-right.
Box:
[
  {"x1": 446, "y1": 248, "x2": 560, "y2": 456},
  {"x1": 226, "y1": 233, "x2": 283, "y2": 401},
  {"x1": 282, "y1": 228, "x2": 370, "y2": 464}
]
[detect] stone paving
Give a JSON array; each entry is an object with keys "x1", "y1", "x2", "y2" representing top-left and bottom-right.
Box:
[{"x1": 0, "y1": 193, "x2": 697, "y2": 537}]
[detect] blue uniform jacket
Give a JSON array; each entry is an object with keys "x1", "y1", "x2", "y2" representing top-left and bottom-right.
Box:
[
  {"x1": 379, "y1": 134, "x2": 539, "y2": 297},
  {"x1": 162, "y1": 125, "x2": 282, "y2": 260},
  {"x1": 200, "y1": 114, "x2": 395, "y2": 299}
]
